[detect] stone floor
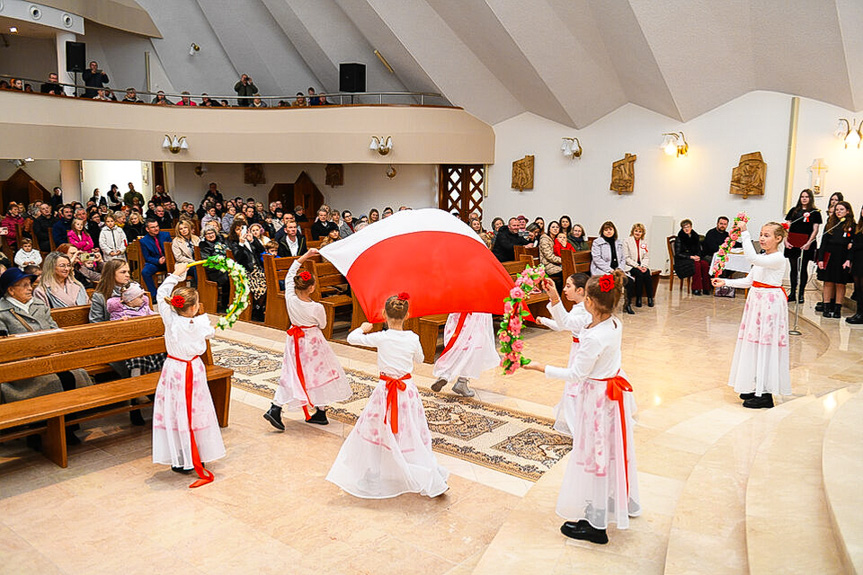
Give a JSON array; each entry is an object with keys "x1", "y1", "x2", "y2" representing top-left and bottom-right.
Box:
[{"x1": 0, "y1": 283, "x2": 858, "y2": 574}]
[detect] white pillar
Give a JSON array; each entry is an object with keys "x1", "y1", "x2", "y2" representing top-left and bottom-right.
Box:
[
  {"x1": 59, "y1": 160, "x2": 82, "y2": 204},
  {"x1": 55, "y1": 31, "x2": 77, "y2": 96}
]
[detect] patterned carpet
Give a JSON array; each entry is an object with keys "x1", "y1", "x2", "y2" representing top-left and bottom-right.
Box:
[{"x1": 211, "y1": 338, "x2": 571, "y2": 481}]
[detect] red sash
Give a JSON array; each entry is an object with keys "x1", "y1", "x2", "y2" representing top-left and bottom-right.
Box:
[
  {"x1": 287, "y1": 325, "x2": 316, "y2": 421},
  {"x1": 596, "y1": 372, "x2": 633, "y2": 497},
  {"x1": 752, "y1": 281, "x2": 788, "y2": 299},
  {"x1": 167, "y1": 355, "x2": 214, "y2": 488},
  {"x1": 439, "y1": 313, "x2": 469, "y2": 359},
  {"x1": 380, "y1": 372, "x2": 411, "y2": 434}
]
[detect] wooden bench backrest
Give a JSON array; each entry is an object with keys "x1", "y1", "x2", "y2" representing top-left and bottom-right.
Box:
[
  {"x1": 514, "y1": 245, "x2": 539, "y2": 266},
  {"x1": 51, "y1": 305, "x2": 91, "y2": 328},
  {"x1": 501, "y1": 260, "x2": 528, "y2": 278},
  {"x1": 161, "y1": 228, "x2": 177, "y2": 238},
  {"x1": 164, "y1": 240, "x2": 175, "y2": 270},
  {"x1": 311, "y1": 261, "x2": 347, "y2": 289},
  {"x1": 126, "y1": 240, "x2": 142, "y2": 283},
  {"x1": 666, "y1": 236, "x2": 676, "y2": 274},
  {"x1": 307, "y1": 239, "x2": 323, "y2": 250},
  {"x1": 193, "y1": 245, "x2": 218, "y2": 313}
]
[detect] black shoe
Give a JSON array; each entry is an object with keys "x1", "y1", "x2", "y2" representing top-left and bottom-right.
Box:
[
  {"x1": 560, "y1": 520, "x2": 608, "y2": 544},
  {"x1": 739, "y1": 393, "x2": 756, "y2": 400},
  {"x1": 624, "y1": 303, "x2": 635, "y2": 315},
  {"x1": 823, "y1": 303, "x2": 833, "y2": 318},
  {"x1": 743, "y1": 394, "x2": 774, "y2": 409},
  {"x1": 635, "y1": 297, "x2": 642, "y2": 308},
  {"x1": 798, "y1": 294, "x2": 805, "y2": 304},
  {"x1": 172, "y1": 466, "x2": 193, "y2": 474},
  {"x1": 831, "y1": 304, "x2": 842, "y2": 319},
  {"x1": 815, "y1": 301, "x2": 824, "y2": 312},
  {"x1": 787, "y1": 291, "x2": 795, "y2": 302},
  {"x1": 306, "y1": 408, "x2": 329, "y2": 425},
  {"x1": 129, "y1": 409, "x2": 146, "y2": 426},
  {"x1": 263, "y1": 404, "x2": 285, "y2": 431},
  {"x1": 647, "y1": 297, "x2": 654, "y2": 307},
  {"x1": 846, "y1": 313, "x2": 863, "y2": 324},
  {"x1": 692, "y1": 290, "x2": 701, "y2": 296}
]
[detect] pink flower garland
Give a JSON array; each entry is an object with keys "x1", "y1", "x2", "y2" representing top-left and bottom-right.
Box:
[
  {"x1": 499, "y1": 265, "x2": 546, "y2": 375},
  {"x1": 710, "y1": 212, "x2": 749, "y2": 277}
]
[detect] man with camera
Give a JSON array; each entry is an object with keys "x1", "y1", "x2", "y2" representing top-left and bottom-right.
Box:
[
  {"x1": 233, "y1": 74, "x2": 258, "y2": 107},
  {"x1": 82, "y1": 61, "x2": 109, "y2": 98}
]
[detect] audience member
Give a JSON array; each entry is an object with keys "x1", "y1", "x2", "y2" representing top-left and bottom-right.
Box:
[
  {"x1": 40, "y1": 72, "x2": 63, "y2": 96},
  {"x1": 492, "y1": 217, "x2": 530, "y2": 262},
  {"x1": 204, "y1": 182, "x2": 224, "y2": 205},
  {"x1": 675, "y1": 219, "x2": 711, "y2": 295},
  {"x1": 319, "y1": 228, "x2": 340, "y2": 247},
  {"x1": 151, "y1": 91, "x2": 172, "y2": 105},
  {"x1": 277, "y1": 220, "x2": 307, "y2": 257},
  {"x1": 1, "y1": 202, "x2": 25, "y2": 249},
  {"x1": 32, "y1": 203, "x2": 56, "y2": 251},
  {"x1": 624, "y1": 223, "x2": 653, "y2": 307},
  {"x1": 702, "y1": 216, "x2": 730, "y2": 260},
  {"x1": 569, "y1": 224, "x2": 589, "y2": 251},
  {"x1": 67, "y1": 218, "x2": 95, "y2": 253},
  {"x1": 123, "y1": 182, "x2": 144, "y2": 208},
  {"x1": 339, "y1": 210, "x2": 355, "y2": 238},
  {"x1": 50, "y1": 187, "x2": 64, "y2": 211},
  {"x1": 51, "y1": 205, "x2": 74, "y2": 248},
  {"x1": 89, "y1": 188, "x2": 108, "y2": 207},
  {"x1": 311, "y1": 207, "x2": 338, "y2": 240},
  {"x1": 172, "y1": 220, "x2": 200, "y2": 287},
  {"x1": 56, "y1": 243, "x2": 102, "y2": 287},
  {"x1": 251, "y1": 96, "x2": 268, "y2": 108},
  {"x1": 539, "y1": 221, "x2": 562, "y2": 277},
  {"x1": 122, "y1": 87, "x2": 142, "y2": 103},
  {"x1": 93, "y1": 88, "x2": 111, "y2": 101},
  {"x1": 124, "y1": 211, "x2": 145, "y2": 242},
  {"x1": 292, "y1": 92, "x2": 307, "y2": 107},
  {"x1": 14, "y1": 238, "x2": 42, "y2": 269},
  {"x1": 33, "y1": 251, "x2": 90, "y2": 308},
  {"x1": 234, "y1": 74, "x2": 258, "y2": 107},
  {"x1": 176, "y1": 91, "x2": 197, "y2": 106},
  {"x1": 591, "y1": 221, "x2": 634, "y2": 314},
  {"x1": 139, "y1": 219, "x2": 171, "y2": 298},
  {"x1": 153, "y1": 205, "x2": 173, "y2": 229},
  {"x1": 308, "y1": 87, "x2": 321, "y2": 106},
  {"x1": 200, "y1": 93, "x2": 220, "y2": 107}
]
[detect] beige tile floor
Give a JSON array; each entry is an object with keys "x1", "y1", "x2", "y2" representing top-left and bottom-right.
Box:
[{"x1": 0, "y1": 283, "x2": 858, "y2": 574}]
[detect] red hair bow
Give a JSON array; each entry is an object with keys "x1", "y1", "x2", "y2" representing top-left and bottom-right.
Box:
[
  {"x1": 298, "y1": 271, "x2": 312, "y2": 281},
  {"x1": 170, "y1": 295, "x2": 186, "y2": 308},
  {"x1": 781, "y1": 222, "x2": 790, "y2": 231},
  {"x1": 397, "y1": 292, "x2": 410, "y2": 301},
  {"x1": 598, "y1": 275, "x2": 614, "y2": 293}
]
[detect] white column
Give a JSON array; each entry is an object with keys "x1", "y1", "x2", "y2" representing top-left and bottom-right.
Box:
[
  {"x1": 55, "y1": 31, "x2": 77, "y2": 96},
  {"x1": 59, "y1": 160, "x2": 82, "y2": 204}
]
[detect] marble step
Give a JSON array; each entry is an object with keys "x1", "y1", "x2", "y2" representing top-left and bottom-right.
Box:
[
  {"x1": 663, "y1": 394, "x2": 815, "y2": 575},
  {"x1": 745, "y1": 388, "x2": 853, "y2": 574},
  {"x1": 822, "y1": 386, "x2": 863, "y2": 574}
]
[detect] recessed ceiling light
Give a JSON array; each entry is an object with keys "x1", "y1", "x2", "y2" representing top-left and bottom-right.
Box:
[{"x1": 10, "y1": 27, "x2": 18, "y2": 33}]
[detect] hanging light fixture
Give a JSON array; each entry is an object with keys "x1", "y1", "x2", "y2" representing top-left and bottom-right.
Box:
[
  {"x1": 835, "y1": 119, "x2": 862, "y2": 149},
  {"x1": 660, "y1": 132, "x2": 688, "y2": 157},
  {"x1": 369, "y1": 135, "x2": 393, "y2": 156},
  {"x1": 560, "y1": 137, "x2": 583, "y2": 159},
  {"x1": 162, "y1": 135, "x2": 188, "y2": 154}
]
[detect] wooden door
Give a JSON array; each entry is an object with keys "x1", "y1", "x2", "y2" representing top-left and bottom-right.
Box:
[{"x1": 438, "y1": 165, "x2": 484, "y2": 222}]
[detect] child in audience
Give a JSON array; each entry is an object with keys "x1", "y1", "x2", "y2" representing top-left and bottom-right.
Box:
[
  {"x1": 537, "y1": 273, "x2": 591, "y2": 435},
  {"x1": 264, "y1": 248, "x2": 350, "y2": 430},
  {"x1": 554, "y1": 232, "x2": 576, "y2": 256},
  {"x1": 265, "y1": 240, "x2": 279, "y2": 257},
  {"x1": 525, "y1": 270, "x2": 640, "y2": 544},
  {"x1": 328, "y1": 293, "x2": 449, "y2": 499},
  {"x1": 106, "y1": 283, "x2": 153, "y2": 320},
  {"x1": 153, "y1": 262, "x2": 225, "y2": 486},
  {"x1": 14, "y1": 238, "x2": 42, "y2": 269},
  {"x1": 712, "y1": 221, "x2": 790, "y2": 409},
  {"x1": 431, "y1": 312, "x2": 498, "y2": 397}
]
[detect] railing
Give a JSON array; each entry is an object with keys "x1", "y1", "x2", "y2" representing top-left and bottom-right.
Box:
[{"x1": 0, "y1": 73, "x2": 448, "y2": 108}]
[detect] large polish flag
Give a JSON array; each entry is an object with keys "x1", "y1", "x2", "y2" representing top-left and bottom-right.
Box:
[{"x1": 320, "y1": 208, "x2": 514, "y2": 322}]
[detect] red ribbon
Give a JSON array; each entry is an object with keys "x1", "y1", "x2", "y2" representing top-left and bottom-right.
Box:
[
  {"x1": 752, "y1": 281, "x2": 788, "y2": 299},
  {"x1": 804, "y1": 212, "x2": 810, "y2": 223},
  {"x1": 439, "y1": 313, "x2": 469, "y2": 359},
  {"x1": 597, "y1": 372, "x2": 633, "y2": 497},
  {"x1": 380, "y1": 372, "x2": 411, "y2": 435},
  {"x1": 167, "y1": 355, "x2": 214, "y2": 488},
  {"x1": 287, "y1": 325, "x2": 316, "y2": 421},
  {"x1": 572, "y1": 336, "x2": 580, "y2": 343}
]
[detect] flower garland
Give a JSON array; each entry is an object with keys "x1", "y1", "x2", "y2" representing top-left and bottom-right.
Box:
[
  {"x1": 190, "y1": 255, "x2": 250, "y2": 330},
  {"x1": 710, "y1": 212, "x2": 749, "y2": 277},
  {"x1": 498, "y1": 265, "x2": 546, "y2": 375}
]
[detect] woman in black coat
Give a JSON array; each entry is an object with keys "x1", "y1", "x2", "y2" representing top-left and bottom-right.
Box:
[
  {"x1": 199, "y1": 227, "x2": 229, "y2": 311},
  {"x1": 674, "y1": 219, "x2": 710, "y2": 295}
]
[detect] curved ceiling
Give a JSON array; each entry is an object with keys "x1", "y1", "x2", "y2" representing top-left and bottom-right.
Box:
[{"x1": 131, "y1": 0, "x2": 863, "y2": 128}]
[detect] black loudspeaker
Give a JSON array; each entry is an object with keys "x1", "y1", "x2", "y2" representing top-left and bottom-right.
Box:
[
  {"x1": 66, "y1": 42, "x2": 86, "y2": 73},
  {"x1": 339, "y1": 63, "x2": 366, "y2": 93}
]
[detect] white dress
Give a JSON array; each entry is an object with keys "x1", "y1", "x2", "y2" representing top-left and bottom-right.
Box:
[
  {"x1": 152, "y1": 275, "x2": 226, "y2": 470},
  {"x1": 545, "y1": 317, "x2": 641, "y2": 530},
  {"x1": 274, "y1": 261, "x2": 351, "y2": 411},
  {"x1": 539, "y1": 301, "x2": 593, "y2": 435},
  {"x1": 432, "y1": 312, "x2": 499, "y2": 382},
  {"x1": 723, "y1": 231, "x2": 790, "y2": 396},
  {"x1": 327, "y1": 328, "x2": 449, "y2": 499}
]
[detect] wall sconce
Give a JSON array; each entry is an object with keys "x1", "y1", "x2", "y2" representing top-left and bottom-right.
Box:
[
  {"x1": 10, "y1": 158, "x2": 33, "y2": 167},
  {"x1": 560, "y1": 137, "x2": 583, "y2": 159},
  {"x1": 370, "y1": 136, "x2": 393, "y2": 156},
  {"x1": 835, "y1": 119, "x2": 862, "y2": 149},
  {"x1": 660, "y1": 132, "x2": 688, "y2": 157},
  {"x1": 189, "y1": 43, "x2": 200, "y2": 56},
  {"x1": 162, "y1": 135, "x2": 188, "y2": 154}
]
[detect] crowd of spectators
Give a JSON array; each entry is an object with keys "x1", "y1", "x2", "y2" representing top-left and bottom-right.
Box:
[{"x1": 2, "y1": 63, "x2": 335, "y2": 108}]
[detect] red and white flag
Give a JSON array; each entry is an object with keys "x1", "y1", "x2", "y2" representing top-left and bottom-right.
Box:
[{"x1": 320, "y1": 208, "x2": 514, "y2": 322}]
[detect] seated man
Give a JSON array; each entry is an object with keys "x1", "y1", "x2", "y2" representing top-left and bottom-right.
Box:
[
  {"x1": 492, "y1": 217, "x2": 530, "y2": 262},
  {"x1": 139, "y1": 219, "x2": 171, "y2": 298},
  {"x1": 702, "y1": 215, "x2": 731, "y2": 260},
  {"x1": 40, "y1": 72, "x2": 64, "y2": 96},
  {"x1": 153, "y1": 205, "x2": 173, "y2": 229},
  {"x1": 122, "y1": 87, "x2": 142, "y2": 103},
  {"x1": 277, "y1": 220, "x2": 308, "y2": 258}
]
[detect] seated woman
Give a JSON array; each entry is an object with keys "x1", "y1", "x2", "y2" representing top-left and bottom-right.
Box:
[
  {"x1": 171, "y1": 219, "x2": 200, "y2": 287},
  {"x1": 319, "y1": 227, "x2": 340, "y2": 247},
  {"x1": 0, "y1": 268, "x2": 91, "y2": 443},
  {"x1": 56, "y1": 243, "x2": 102, "y2": 288},
  {"x1": 624, "y1": 223, "x2": 653, "y2": 307},
  {"x1": 675, "y1": 219, "x2": 710, "y2": 295},
  {"x1": 569, "y1": 224, "x2": 589, "y2": 251},
  {"x1": 33, "y1": 251, "x2": 90, "y2": 308},
  {"x1": 471, "y1": 218, "x2": 493, "y2": 249},
  {"x1": 591, "y1": 221, "x2": 634, "y2": 314},
  {"x1": 124, "y1": 211, "x2": 146, "y2": 243},
  {"x1": 539, "y1": 220, "x2": 563, "y2": 284},
  {"x1": 199, "y1": 226, "x2": 230, "y2": 312},
  {"x1": 228, "y1": 222, "x2": 267, "y2": 321}
]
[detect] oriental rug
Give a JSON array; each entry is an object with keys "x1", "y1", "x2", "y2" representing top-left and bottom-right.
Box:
[{"x1": 211, "y1": 338, "x2": 571, "y2": 481}]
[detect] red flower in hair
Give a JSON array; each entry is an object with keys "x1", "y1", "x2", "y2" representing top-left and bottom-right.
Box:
[
  {"x1": 397, "y1": 292, "x2": 410, "y2": 301},
  {"x1": 299, "y1": 271, "x2": 312, "y2": 281},
  {"x1": 598, "y1": 274, "x2": 614, "y2": 293},
  {"x1": 781, "y1": 222, "x2": 790, "y2": 231},
  {"x1": 170, "y1": 295, "x2": 186, "y2": 308}
]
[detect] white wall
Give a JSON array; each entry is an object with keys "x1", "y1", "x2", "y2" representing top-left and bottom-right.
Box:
[
  {"x1": 0, "y1": 35, "x2": 57, "y2": 85},
  {"x1": 81, "y1": 160, "x2": 148, "y2": 203},
  {"x1": 169, "y1": 162, "x2": 437, "y2": 215}
]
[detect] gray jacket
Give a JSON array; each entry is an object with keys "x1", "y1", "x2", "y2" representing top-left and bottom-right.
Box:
[
  {"x1": 339, "y1": 222, "x2": 354, "y2": 239},
  {"x1": 590, "y1": 236, "x2": 627, "y2": 276},
  {"x1": 0, "y1": 297, "x2": 91, "y2": 403}
]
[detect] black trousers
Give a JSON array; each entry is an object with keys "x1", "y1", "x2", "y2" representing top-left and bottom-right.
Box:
[
  {"x1": 629, "y1": 267, "x2": 652, "y2": 299},
  {"x1": 786, "y1": 246, "x2": 815, "y2": 294}
]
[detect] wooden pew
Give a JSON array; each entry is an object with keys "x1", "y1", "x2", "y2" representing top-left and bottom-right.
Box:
[
  {"x1": 310, "y1": 260, "x2": 351, "y2": 339},
  {"x1": 126, "y1": 240, "x2": 142, "y2": 284},
  {"x1": 418, "y1": 314, "x2": 449, "y2": 364},
  {"x1": 262, "y1": 254, "x2": 299, "y2": 331},
  {"x1": 194, "y1": 246, "x2": 219, "y2": 314},
  {"x1": 225, "y1": 249, "x2": 252, "y2": 322},
  {"x1": 501, "y1": 261, "x2": 551, "y2": 322},
  {"x1": 514, "y1": 245, "x2": 539, "y2": 266},
  {"x1": 559, "y1": 250, "x2": 592, "y2": 311},
  {"x1": 0, "y1": 315, "x2": 233, "y2": 468}
]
